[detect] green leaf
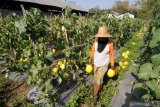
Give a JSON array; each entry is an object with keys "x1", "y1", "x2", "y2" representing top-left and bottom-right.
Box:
[
  {"x1": 37, "y1": 78, "x2": 43, "y2": 84},
  {"x1": 57, "y1": 76, "x2": 62, "y2": 85},
  {"x1": 37, "y1": 60, "x2": 43, "y2": 70},
  {"x1": 141, "y1": 94, "x2": 151, "y2": 101},
  {"x1": 150, "y1": 65, "x2": 160, "y2": 79},
  {"x1": 24, "y1": 49, "x2": 31, "y2": 56},
  {"x1": 151, "y1": 54, "x2": 160, "y2": 66},
  {"x1": 31, "y1": 67, "x2": 38, "y2": 75},
  {"x1": 146, "y1": 80, "x2": 160, "y2": 100},
  {"x1": 130, "y1": 64, "x2": 140, "y2": 76},
  {"x1": 151, "y1": 27, "x2": 156, "y2": 34},
  {"x1": 133, "y1": 83, "x2": 144, "y2": 91},
  {"x1": 22, "y1": 62, "x2": 29, "y2": 68},
  {"x1": 39, "y1": 84, "x2": 45, "y2": 91},
  {"x1": 14, "y1": 20, "x2": 26, "y2": 34},
  {"x1": 146, "y1": 80, "x2": 157, "y2": 93},
  {"x1": 132, "y1": 83, "x2": 145, "y2": 100},
  {"x1": 45, "y1": 79, "x2": 53, "y2": 91},
  {"x1": 155, "y1": 89, "x2": 160, "y2": 100},
  {"x1": 149, "y1": 28, "x2": 160, "y2": 48},
  {"x1": 65, "y1": 51, "x2": 71, "y2": 57},
  {"x1": 31, "y1": 64, "x2": 36, "y2": 69},
  {"x1": 46, "y1": 51, "x2": 53, "y2": 61},
  {"x1": 27, "y1": 76, "x2": 32, "y2": 85},
  {"x1": 39, "y1": 43, "x2": 44, "y2": 52},
  {"x1": 138, "y1": 63, "x2": 153, "y2": 80}
]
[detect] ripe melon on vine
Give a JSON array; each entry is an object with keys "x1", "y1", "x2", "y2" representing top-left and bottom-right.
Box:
[
  {"x1": 124, "y1": 54, "x2": 128, "y2": 59},
  {"x1": 122, "y1": 65, "x2": 127, "y2": 69},
  {"x1": 52, "y1": 67, "x2": 59, "y2": 73},
  {"x1": 132, "y1": 42, "x2": 136, "y2": 45},
  {"x1": 122, "y1": 52, "x2": 126, "y2": 57},
  {"x1": 63, "y1": 72, "x2": 69, "y2": 79},
  {"x1": 58, "y1": 61, "x2": 63, "y2": 65},
  {"x1": 23, "y1": 58, "x2": 28, "y2": 62},
  {"x1": 63, "y1": 60, "x2": 66, "y2": 64},
  {"x1": 115, "y1": 66, "x2": 121, "y2": 74},
  {"x1": 119, "y1": 61, "x2": 123, "y2": 67},
  {"x1": 18, "y1": 58, "x2": 23, "y2": 63},
  {"x1": 123, "y1": 61, "x2": 129, "y2": 66},
  {"x1": 60, "y1": 64, "x2": 65, "y2": 70},
  {"x1": 52, "y1": 49, "x2": 56, "y2": 54},
  {"x1": 126, "y1": 51, "x2": 130, "y2": 55}
]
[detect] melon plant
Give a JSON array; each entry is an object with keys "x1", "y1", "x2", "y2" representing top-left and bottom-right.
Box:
[
  {"x1": 0, "y1": 8, "x2": 143, "y2": 106},
  {"x1": 132, "y1": 15, "x2": 160, "y2": 101}
]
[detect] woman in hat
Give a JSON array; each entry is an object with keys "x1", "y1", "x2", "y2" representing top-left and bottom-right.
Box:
[{"x1": 89, "y1": 26, "x2": 115, "y2": 100}]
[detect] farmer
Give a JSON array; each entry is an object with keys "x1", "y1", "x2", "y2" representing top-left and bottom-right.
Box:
[{"x1": 89, "y1": 26, "x2": 115, "y2": 100}]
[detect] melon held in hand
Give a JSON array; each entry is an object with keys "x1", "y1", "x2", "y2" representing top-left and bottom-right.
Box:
[
  {"x1": 107, "y1": 69, "x2": 116, "y2": 78},
  {"x1": 86, "y1": 64, "x2": 93, "y2": 74}
]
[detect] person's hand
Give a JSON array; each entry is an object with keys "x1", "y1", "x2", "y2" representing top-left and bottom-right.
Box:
[
  {"x1": 88, "y1": 59, "x2": 92, "y2": 64},
  {"x1": 111, "y1": 66, "x2": 114, "y2": 70}
]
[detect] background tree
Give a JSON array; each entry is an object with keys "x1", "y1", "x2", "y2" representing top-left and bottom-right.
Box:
[
  {"x1": 111, "y1": 1, "x2": 140, "y2": 17},
  {"x1": 136, "y1": 0, "x2": 160, "y2": 19},
  {"x1": 89, "y1": 7, "x2": 110, "y2": 16},
  {"x1": 112, "y1": 1, "x2": 129, "y2": 14}
]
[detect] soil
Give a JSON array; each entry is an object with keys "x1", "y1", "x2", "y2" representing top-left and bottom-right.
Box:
[{"x1": 0, "y1": 74, "x2": 33, "y2": 107}]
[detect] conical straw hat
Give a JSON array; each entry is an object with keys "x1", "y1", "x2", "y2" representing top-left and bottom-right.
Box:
[{"x1": 95, "y1": 26, "x2": 112, "y2": 38}]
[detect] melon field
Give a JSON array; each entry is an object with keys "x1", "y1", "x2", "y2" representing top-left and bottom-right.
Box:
[{"x1": 0, "y1": 8, "x2": 160, "y2": 107}]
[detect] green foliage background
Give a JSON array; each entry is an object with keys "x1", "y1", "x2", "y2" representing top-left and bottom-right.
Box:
[{"x1": 0, "y1": 8, "x2": 143, "y2": 106}]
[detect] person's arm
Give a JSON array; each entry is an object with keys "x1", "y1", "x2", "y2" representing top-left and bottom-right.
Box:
[
  {"x1": 109, "y1": 42, "x2": 115, "y2": 69},
  {"x1": 89, "y1": 42, "x2": 95, "y2": 64}
]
